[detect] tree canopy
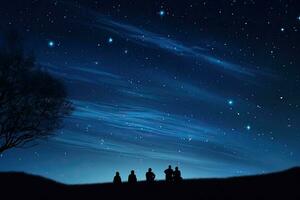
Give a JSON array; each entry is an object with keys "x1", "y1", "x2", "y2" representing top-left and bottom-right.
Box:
[{"x1": 0, "y1": 31, "x2": 73, "y2": 153}]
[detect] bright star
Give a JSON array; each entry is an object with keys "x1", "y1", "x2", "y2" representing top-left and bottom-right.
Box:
[
  {"x1": 280, "y1": 27, "x2": 285, "y2": 32},
  {"x1": 159, "y1": 10, "x2": 165, "y2": 16},
  {"x1": 297, "y1": 16, "x2": 300, "y2": 21},
  {"x1": 228, "y1": 100, "x2": 234, "y2": 105},
  {"x1": 246, "y1": 125, "x2": 251, "y2": 130},
  {"x1": 108, "y1": 37, "x2": 113, "y2": 43},
  {"x1": 48, "y1": 41, "x2": 55, "y2": 47}
]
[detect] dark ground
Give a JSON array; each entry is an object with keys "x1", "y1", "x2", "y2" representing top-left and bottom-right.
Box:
[{"x1": 0, "y1": 167, "x2": 299, "y2": 200}]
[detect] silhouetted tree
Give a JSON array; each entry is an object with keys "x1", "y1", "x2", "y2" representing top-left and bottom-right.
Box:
[{"x1": 0, "y1": 31, "x2": 73, "y2": 153}]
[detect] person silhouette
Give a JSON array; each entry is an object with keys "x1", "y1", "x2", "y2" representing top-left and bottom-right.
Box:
[
  {"x1": 173, "y1": 167, "x2": 182, "y2": 183},
  {"x1": 128, "y1": 170, "x2": 137, "y2": 184},
  {"x1": 146, "y1": 168, "x2": 155, "y2": 183},
  {"x1": 164, "y1": 165, "x2": 174, "y2": 183},
  {"x1": 113, "y1": 171, "x2": 122, "y2": 184}
]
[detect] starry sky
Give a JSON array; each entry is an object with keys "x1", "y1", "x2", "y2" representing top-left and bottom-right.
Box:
[{"x1": 0, "y1": 0, "x2": 300, "y2": 184}]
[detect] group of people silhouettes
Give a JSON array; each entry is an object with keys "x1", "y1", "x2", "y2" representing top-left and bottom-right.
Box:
[
  {"x1": 164, "y1": 165, "x2": 182, "y2": 183},
  {"x1": 113, "y1": 165, "x2": 182, "y2": 184}
]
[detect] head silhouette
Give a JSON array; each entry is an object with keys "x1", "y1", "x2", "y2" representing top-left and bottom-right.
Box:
[
  {"x1": 131, "y1": 170, "x2": 135, "y2": 174},
  {"x1": 116, "y1": 171, "x2": 120, "y2": 176},
  {"x1": 168, "y1": 165, "x2": 172, "y2": 169},
  {"x1": 148, "y1": 168, "x2": 152, "y2": 172},
  {"x1": 175, "y1": 167, "x2": 178, "y2": 170}
]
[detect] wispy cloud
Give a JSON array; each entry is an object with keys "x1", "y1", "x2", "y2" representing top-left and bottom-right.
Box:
[
  {"x1": 98, "y1": 19, "x2": 207, "y2": 55},
  {"x1": 61, "y1": 1, "x2": 275, "y2": 79},
  {"x1": 41, "y1": 62, "x2": 232, "y2": 107},
  {"x1": 91, "y1": 18, "x2": 259, "y2": 77},
  {"x1": 55, "y1": 100, "x2": 260, "y2": 167},
  {"x1": 41, "y1": 62, "x2": 124, "y2": 86}
]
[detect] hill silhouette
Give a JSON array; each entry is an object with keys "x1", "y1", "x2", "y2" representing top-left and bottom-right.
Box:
[{"x1": 1, "y1": 167, "x2": 299, "y2": 199}]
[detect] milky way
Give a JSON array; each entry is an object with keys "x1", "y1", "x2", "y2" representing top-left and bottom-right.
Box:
[{"x1": 0, "y1": 0, "x2": 299, "y2": 184}]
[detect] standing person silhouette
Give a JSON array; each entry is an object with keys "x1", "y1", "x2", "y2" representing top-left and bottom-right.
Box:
[
  {"x1": 146, "y1": 168, "x2": 156, "y2": 183},
  {"x1": 173, "y1": 167, "x2": 182, "y2": 183},
  {"x1": 113, "y1": 171, "x2": 122, "y2": 184},
  {"x1": 128, "y1": 170, "x2": 137, "y2": 184},
  {"x1": 164, "y1": 165, "x2": 174, "y2": 183}
]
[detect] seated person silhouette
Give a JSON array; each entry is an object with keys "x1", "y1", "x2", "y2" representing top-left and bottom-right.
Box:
[
  {"x1": 173, "y1": 167, "x2": 182, "y2": 183},
  {"x1": 128, "y1": 170, "x2": 137, "y2": 184},
  {"x1": 164, "y1": 165, "x2": 174, "y2": 183},
  {"x1": 113, "y1": 171, "x2": 122, "y2": 184},
  {"x1": 146, "y1": 168, "x2": 155, "y2": 183}
]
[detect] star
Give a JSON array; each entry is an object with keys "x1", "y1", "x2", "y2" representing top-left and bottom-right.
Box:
[
  {"x1": 297, "y1": 16, "x2": 300, "y2": 21},
  {"x1": 280, "y1": 27, "x2": 285, "y2": 32},
  {"x1": 246, "y1": 125, "x2": 251, "y2": 130},
  {"x1": 228, "y1": 99, "x2": 234, "y2": 105},
  {"x1": 108, "y1": 37, "x2": 113, "y2": 43},
  {"x1": 159, "y1": 10, "x2": 165, "y2": 16},
  {"x1": 48, "y1": 40, "x2": 55, "y2": 47}
]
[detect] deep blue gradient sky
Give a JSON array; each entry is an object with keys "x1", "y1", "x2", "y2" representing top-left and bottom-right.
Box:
[{"x1": 0, "y1": 0, "x2": 300, "y2": 184}]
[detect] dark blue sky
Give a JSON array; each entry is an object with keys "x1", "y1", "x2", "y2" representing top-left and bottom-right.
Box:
[{"x1": 0, "y1": 0, "x2": 300, "y2": 184}]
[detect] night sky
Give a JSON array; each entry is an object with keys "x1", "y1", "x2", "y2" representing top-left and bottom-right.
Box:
[{"x1": 0, "y1": 0, "x2": 300, "y2": 184}]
